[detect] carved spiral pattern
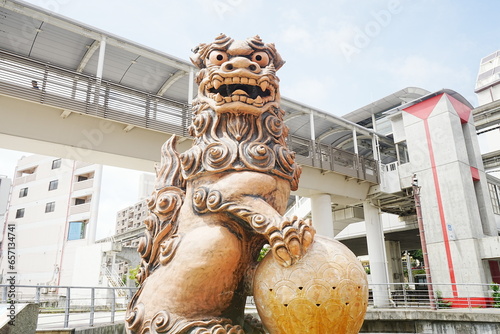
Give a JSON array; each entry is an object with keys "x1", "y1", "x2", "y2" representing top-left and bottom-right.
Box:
[
  {"x1": 125, "y1": 302, "x2": 145, "y2": 332},
  {"x1": 193, "y1": 324, "x2": 244, "y2": 334},
  {"x1": 154, "y1": 189, "x2": 184, "y2": 223},
  {"x1": 180, "y1": 146, "x2": 202, "y2": 179},
  {"x1": 275, "y1": 145, "x2": 296, "y2": 174},
  {"x1": 143, "y1": 214, "x2": 157, "y2": 232},
  {"x1": 290, "y1": 167, "x2": 301, "y2": 192},
  {"x1": 193, "y1": 187, "x2": 209, "y2": 213},
  {"x1": 206, "y1": 190, "x2": 223, "y2": 211},
  {"x1": 135, "y1": 265, "x2": 146, "y2": 285},
  {"x1": 192, "y1": 110, "x2": 211, "y2": 137},
  {"x1": 159, "y1": 235, "x2": 181, "y2": 265},
  {"x1": 137, "y1": 232, "x2": 152, "y2": 260},
  {"x1": 151, "y1": 310, "x2": 171, "y2": 332},
  {"x1": 240, "y1": 142, "x2": 275, "y2": 171},
  {"x1": 264, "y1": 115, "x2": 283, "y2": 138},
  {"x1": 251, "y1": 214, "x2": 268, "y2": 230},
  {"x1": 202, "y1": 142, "x2": 235, "y2": 172},
  {"x1": 146, "y1": 194, "x2": 156, "y2": 210}
]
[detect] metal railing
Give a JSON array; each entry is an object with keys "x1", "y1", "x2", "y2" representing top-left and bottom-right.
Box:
[
  {"x1": 0, "y1": 49, "x2": 380, "y2": 184},
  {"x1": 1, "y1": 284, "x2": 136, "y2": 329},
  {"x1": 0, "y1": 49, "x2": 191, "y2": 138},
  {"x1": 2, "y1": 282, "x2": 499, "y2": 329},
  {"x1": 289, "y1": 135, "x2": 379, "y2": 183},
  {"x1": 368, "y1": 282, "x2": 500, "y2": 309},
  {"x1": 285, "y1": 196, "x2": 312, "y2": 219}
]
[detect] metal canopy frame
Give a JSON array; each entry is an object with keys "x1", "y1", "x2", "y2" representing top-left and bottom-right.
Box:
[{"x1": 0, "y1": 0, "x2": 440, "y2": 167}]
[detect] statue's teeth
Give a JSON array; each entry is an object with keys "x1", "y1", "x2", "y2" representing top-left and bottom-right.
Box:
[
  {"x1": 224, "y1": 96, "x2": 232, "y2": 103},
  {"x1": 232, "y1": 89, "x2": 248, "y2": 96},
  {"x1": 213, "y1": 79, "x2": 222, "y2": 90},
  {"x1": 232, "y1": 95, "x2": 239, "y2": 102},
  {"x1": 232, "y1": 77, "x2": 240, "y2": 84},
  {"x1": 241, "y1": 77, "x2": 248, "y2": 84},
  {"x1": 254, "y1": 96, "x2": 263, "y2": 104},
  {"x1": 248, "y1": 78, "x2": 257, "y2": 85},
  {"x1": 214, "y1": 93, "x2": 223, "y2": 102},
  {"x1": 259, "y1": 80, "x2": 269, "y2": 92}
]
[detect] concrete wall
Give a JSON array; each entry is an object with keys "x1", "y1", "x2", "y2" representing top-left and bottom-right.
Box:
[
  {"x1": 0, "y1": 303, "x2": 39, "y2": 334},
  {"x1": 362, "y1": 309, "x2": 500, "y2": 334},
  {"x1": 399, "y1": 93, "x2": 496, "y2": 300}
]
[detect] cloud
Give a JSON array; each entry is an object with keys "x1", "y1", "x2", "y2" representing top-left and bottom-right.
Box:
[
  {"x1": 383, "y1": 55, "x2": 471, "y2": 92},
  {"x1": 281, "y1": 75, "x2": 338, "y2": 112}
]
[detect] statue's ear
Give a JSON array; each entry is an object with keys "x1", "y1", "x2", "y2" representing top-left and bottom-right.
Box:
[
  {"x1": 266, "y1": 43, "x2": 285, "y2": 71},
  {"x1": 190, "y1": 44, "x2": 206, "y2": 69}
]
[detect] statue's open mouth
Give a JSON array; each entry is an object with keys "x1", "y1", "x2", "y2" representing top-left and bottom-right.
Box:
[{"x1": 204, "y1": 75, "x2": 275, "y2": 107}]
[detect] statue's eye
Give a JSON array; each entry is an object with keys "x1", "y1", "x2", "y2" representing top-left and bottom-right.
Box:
[
  {"x1": 251, "y1": 52, "x2": 269, "y2": 67},
  {"x1": 208, "y1": 51, "x2": 228, "y2": 65}
]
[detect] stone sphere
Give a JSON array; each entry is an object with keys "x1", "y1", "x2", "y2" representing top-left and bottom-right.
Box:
[{"x1": 253, "y1": 235, "x2": 368, "y2": 334}]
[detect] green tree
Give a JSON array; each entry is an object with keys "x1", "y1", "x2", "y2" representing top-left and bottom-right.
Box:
[
  {"x1": 129, "y1": 265, "x2": 141, "y2": 287},
  {"x1": 407, "y1": 249, "x2": 424, "y2": 266}
]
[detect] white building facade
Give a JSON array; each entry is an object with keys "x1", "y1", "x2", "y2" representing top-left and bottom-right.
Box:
[
  {"x1": 0, "y1": 155, "x2": 103, "y2": 290},
  {"x1": 0, "y1": 175, "x2": 11, "y2": 231},
  {"x1": 475, "y1": 50, "x2": 500, "y2": 106}
]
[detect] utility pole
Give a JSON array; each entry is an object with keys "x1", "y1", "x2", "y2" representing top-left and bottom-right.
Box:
[{"x1": 412, "y1": 174, "x2": 436, "y2": 309}]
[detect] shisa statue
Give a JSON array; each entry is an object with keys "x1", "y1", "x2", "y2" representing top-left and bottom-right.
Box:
[{"x1": 125, "y1": 34, "x2": 367, "y2": 334}]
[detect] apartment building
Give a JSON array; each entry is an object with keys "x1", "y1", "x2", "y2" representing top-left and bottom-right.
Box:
[
  {"x1": 113, "y1": 173, "x2": 154, "y2": 280},
  {"x1": 0, "y1": 175, "x2": 11, "y2": 228},
  {"x1": 0, "y1": 155, "x2": 102, "y2": 288}
]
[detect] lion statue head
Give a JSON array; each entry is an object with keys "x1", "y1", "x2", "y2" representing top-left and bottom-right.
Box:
[{"x1": 190, "y1": 34, "x2": 285, "y2": 116}]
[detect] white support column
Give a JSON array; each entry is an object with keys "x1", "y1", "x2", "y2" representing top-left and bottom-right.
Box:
[
  {"x1": 309, "y1": 111, "x2": 316, "y2": 142},
  {"x1": 395, "y1": 143, "x2": 400, "y2": 163},
  {"x1": 88, "y1": 165, "x2": 103, "y2": 244},
  {"x1": 310, "y1": 193, "x2": 334, "y2": 238},
  {"x1": 352, "y1": 129, "x2": 358, "y2": 155},
  {"x1": 94, "y1": 36, "x2": 106, "y2": 111},
  {"x1": 96, "y1": 37, "x2": 106, "y2": 80},
  {"x1": 372, "y1": 134, "x2": 380, "y2": 161},
  {"x1": 188, "y1": 68, "x2": 194, "y2": 105},
  {"x1": 371, "y1": 114, "x2": 377, "y2": 132},
  {"x1": 363, "y1": 201, "x2": 391, "y2": 307}
]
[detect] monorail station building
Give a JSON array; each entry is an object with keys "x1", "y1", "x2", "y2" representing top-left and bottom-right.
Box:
[{"x1": 0, "y1": 0, "x2": 499, "y2": 308}]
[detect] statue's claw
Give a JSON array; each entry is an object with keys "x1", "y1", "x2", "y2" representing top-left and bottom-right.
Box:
[{"x1": 268, "y1": 217, "x2": 316, "y2": 267}]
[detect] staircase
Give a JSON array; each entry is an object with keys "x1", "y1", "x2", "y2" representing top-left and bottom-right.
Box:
[{"x1": 102, "y1": 266, "x2": 127, "y2": 297}]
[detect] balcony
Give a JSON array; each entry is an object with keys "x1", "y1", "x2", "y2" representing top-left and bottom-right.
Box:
[
  {"x1": 13, "y1": 173, "x2": 36, "y2": 186},
  {"x1": 69, "y1": 202, "x2": 91, "y2": 215},
  {"x1": 73, "y1": 178, "x2": 94, "y2": 191}
]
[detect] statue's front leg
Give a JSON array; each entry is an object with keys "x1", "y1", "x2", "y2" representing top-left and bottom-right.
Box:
[
  {"x1": 192, "y1": 186, "x2": 315, "y2": 267},
  {"x1": 250, "y1": 211, "x2": 315, "y2": 267}
]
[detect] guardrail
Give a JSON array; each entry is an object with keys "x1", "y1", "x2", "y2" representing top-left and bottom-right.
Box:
[
  {"x1": 368, "y1": 282, "x2": 500, "y2": 309},
  {"x1": 0, "y1": 49, "x2": 379, "y2": 184},
  {"x1": 0, "y1": 49, "x2": 191, "y2": 137},
  {"x1": 2, "y1": 282, "x2": 499, "y2": 329},
  {"x1": 1, "y1": 284, "x2": 136, "y2": 329},
  {"x1": 289, "y1": 135, "x2": 379, "y2": 183}
]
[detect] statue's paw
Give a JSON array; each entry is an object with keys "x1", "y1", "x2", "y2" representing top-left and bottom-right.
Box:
[{"x1": 268, "y1": 216, "x2": 316, "y2": 267}]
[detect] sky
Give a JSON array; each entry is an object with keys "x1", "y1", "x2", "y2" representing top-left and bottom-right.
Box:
[{"x1": 1, "y1": 0, "x2": 500, "y2": 238}]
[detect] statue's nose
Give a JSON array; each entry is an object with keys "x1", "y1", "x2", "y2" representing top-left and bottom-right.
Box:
[{"x1": 222, "y1": 57, "x2": 260, "y2": 73}]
